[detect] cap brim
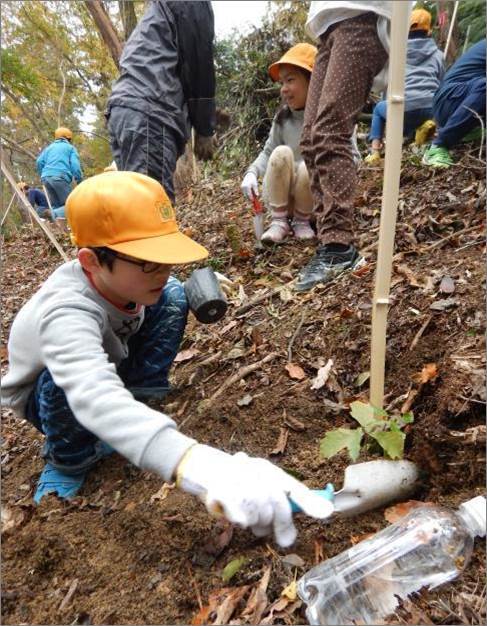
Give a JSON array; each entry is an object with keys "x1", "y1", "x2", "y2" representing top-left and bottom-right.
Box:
[
  {"x1": 107, "y1": 231, "x2": 209, "y2": 265},
  {"x1": 268, "y1": 60, "x2": 312, "y2": 82}
]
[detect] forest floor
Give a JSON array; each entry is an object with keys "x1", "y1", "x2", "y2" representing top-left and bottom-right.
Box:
[{"x1": 1, "y1": 142, "x2": 486, "y2": 625}]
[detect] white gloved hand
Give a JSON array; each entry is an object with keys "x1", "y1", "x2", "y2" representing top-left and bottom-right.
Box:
[
  {"x1": 213, "y1": 271, "x2": 235, "y2": 296},
  {"x1": 177, "y1": 444, "x2": 334, "y2": 547},
  {"x1": 241, "y1": 172, "x2": 259, "y2": 200}
]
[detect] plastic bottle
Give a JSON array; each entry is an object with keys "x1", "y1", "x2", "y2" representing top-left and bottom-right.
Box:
[{"x1": 298, "y1": 496, "x2": 486, "y2": 625}]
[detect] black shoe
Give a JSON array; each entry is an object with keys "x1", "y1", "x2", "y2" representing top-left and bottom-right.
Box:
[{"x1": 295, "y1": 244, "x2": 363, "y2": 292}]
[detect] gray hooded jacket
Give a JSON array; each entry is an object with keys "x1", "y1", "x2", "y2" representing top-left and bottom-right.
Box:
[{"x1": 404, "y1": 37, "x2": 445, "y2": 111}]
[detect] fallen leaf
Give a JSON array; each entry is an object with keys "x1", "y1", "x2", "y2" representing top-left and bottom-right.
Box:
[
  {"x1": 384, "y1": 500, "x2": 431, "y2": 523},
  {"x1": 314, "y1": 539, "x2": 324, "y2": 564},
  {"x1": 0, "y1": 346, "x2": 8, "y2": 362},
  {"x1": 214, "y1": 586, "x2": 250, "y2": 624},
  {"x1": 281, "y1": 580, "x2": 297, "y2": 601},
  {"x1": 204, "y1": 519, "x2": 234, "y2": 556},
  {"x1": 352, "y1": 264, "x2": 370, "y2": 277},
  {"x1": 219, "y1": 320, "x2": 238, "y2": 335},
  {"x1": 283, "y1": 414, "x2": 306, "y2": 432},
  {"x1": 413, "y1": 362, "x2": 438, "y2": 384},
  {"x1": 310, "y1": 359, "x2": 333, "y2": 390},
  {"x1": 1, "y1": 505, "x2": 25, "y2": 534},
  {"x1": 241, "y1": 565, "x2": 271, "y2": 625},
  {"x1": 281, "y1": 553, "x2": 305, "y2": 568},
  {"x1": 350, "y1": 532, "x2": 375, "y2": 545},
  {"x1": 174, "y1": 348, "x2": 200, "y2": 363},
  {"x1": 285, "y1": 362, "x2": 306, "y2": 380},
  {"x1": 439, "y1": 275, "x2": 455, "y2": 294},
  {"x1": 430, "y1": 298, "x2": 457, "y2": 311},
  {"x1": 124, "y1": 501, "x2": 137, "y2": 512},
  {"x1": 150, "y1": 482, "x2": 175, "y2": 504},
  {"x1": 355, "y1": 370, "x2": 370, "y2": 387},
  {"x1": 279, "y1": 287, "x2": 293, "y2": 303},
  {"x1": 237, "y1": 394, "x2": 253, "y2": 407},
  {"x1": 222, "y1": 557, "x2": 248, "y2": 583},
  {"x1": 192, "y1": 586, "x2": 249, "y2": 626},
  {"x1": 396, "y1": 263, "x2": 420, "y2": 287},
  {"x1": 270, "y1": 428, "x2": 289, "y2": 455}
]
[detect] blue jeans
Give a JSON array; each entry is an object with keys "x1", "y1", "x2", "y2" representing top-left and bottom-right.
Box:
[
  {"x1": 51, "y1": 206, "x2": 65, "y2": 219},
  {"x1": 369, "y1": 100, "x2": 433, "y2": 142},
  {"x1": 42, "y1": 177, "x2": 72, "y2": 210},
  {"x1": 25, "y1": 277, "x2": 188, "y2": 474},
  {"x1": 433, "y1": 77, "x2": 486, "y2": 149}
]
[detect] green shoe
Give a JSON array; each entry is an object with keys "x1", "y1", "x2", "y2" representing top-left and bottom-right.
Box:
[{"x1": 422, "y1": 145, "x2": 453, "y2": 168}]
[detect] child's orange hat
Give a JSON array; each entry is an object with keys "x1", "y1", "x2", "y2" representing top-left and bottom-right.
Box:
[
  {"x1": 268, "y1": 43, "x2": 317, "y2": 82},
  {"x1": 66, "y1": 171, "x2": 208, "y2": 265},
  {"x1": 410, "y1": 9, "x2": 432, "y2": 34}
]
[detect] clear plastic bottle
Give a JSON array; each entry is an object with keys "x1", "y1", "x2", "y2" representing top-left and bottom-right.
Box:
[{"x1": 298, "y1": 496, "x2": 486, "y2": 625}]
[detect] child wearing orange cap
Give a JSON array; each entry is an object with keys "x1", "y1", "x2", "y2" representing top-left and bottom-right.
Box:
[
  {"x1": 1, "y1": 172, "x2": 333, "y2": 546},
  {"x1": 365, "y1": 9, "x2": 444, "y2": 165}
]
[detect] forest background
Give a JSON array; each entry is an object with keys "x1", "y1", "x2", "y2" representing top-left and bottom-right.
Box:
[{"x1": 1, "y1": 0, "x2": 486, "y2": 221}]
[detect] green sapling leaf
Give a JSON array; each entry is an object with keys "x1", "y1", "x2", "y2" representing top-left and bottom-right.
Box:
[
  {"x1": 320, "y1": 427, "x2": 364, "y2": 461},
  {"x1": 349, "y1": 401, "x2": 376, "y2": 427},
  {"x1": 369, "y1": 430, "x2": 405, "y2": 459}
]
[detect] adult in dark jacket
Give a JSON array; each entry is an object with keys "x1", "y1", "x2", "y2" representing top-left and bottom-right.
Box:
[
  {"x1": 423, "y1": 39, "x2": 486, "y2": 168},
  {"x1": 106, "y1": 0, "x2": 216, "y2": 201},
  {"x1": 19, "y1": 183, "x2": 50, "y2": 219}
]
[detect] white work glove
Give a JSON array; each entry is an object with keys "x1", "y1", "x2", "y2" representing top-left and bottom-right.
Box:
[
  {"x1": 241, "y1": 172, "x2": 259, "y2": 200},
  {"x1": 176, "y1": 444, "x2": 334, "y2": 547}
]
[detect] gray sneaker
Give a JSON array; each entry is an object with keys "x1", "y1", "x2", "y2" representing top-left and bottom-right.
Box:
[{"x1": 295, "y1": 244, "x2": 363, "y2": 292}]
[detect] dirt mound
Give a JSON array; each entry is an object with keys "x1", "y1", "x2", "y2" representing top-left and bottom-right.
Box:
[{"x1": 1, "y1": 145, "x2": 485, "y2": 625}]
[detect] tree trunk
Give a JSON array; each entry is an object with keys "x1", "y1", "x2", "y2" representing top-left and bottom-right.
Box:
[
  {"x1": 118, "y1": 0, "x2": 137, "y2": 41},
  {"x1": 84, "y1": 0, "x2": 123, "y2": 69}
]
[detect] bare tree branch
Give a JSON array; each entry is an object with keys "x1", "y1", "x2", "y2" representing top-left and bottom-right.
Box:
[
  {"x1": 0, "y1": 135, "x2": 37, "y2": 160},
  {"x1": 118, "y1": 0, "x2": 137, "y2": 41},
  {"x1": 84, "y1": 0, "x2": 123, "y2": 69}
]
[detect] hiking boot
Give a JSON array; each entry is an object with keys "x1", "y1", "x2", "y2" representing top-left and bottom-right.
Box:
[
  {"x1": 295, "y1": 244, "x2": 363, "y2": 292},
  {"x1": 422, "y1": 145, "x2": 453, "y2": 168},
  {"x1": 291, "y1": 217, "x2": 315, "y2": 241},
  {"x1": 261, "y1": 219, "x2": 291, "y2": 244}
]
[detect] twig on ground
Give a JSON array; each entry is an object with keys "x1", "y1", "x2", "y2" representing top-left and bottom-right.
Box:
[
  {"x1": 58, "y1": 578, "x2": 78, "y2": 612},
  {"x1": 186, "y1": 564, "x2": 203, "y2": 610},
  {"x1": 423, "y1": 225, "x2": 480, "y2": 251},
  {"x1": 202, "y1": 352, "x2": 278, "y2": 408},
  {"x1": 287, "y1": 310, "x2": 306, "y2": 362},
  {"x1": 462, "y1": 104, "x2": 485, "y2": 161},
  {"x1": 409, "y1": 315, "x2": 433, "y2": 351}
]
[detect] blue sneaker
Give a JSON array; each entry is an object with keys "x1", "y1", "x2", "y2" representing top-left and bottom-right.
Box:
[{"x1": 34, "y1": 463, "x2": 86, "y2": 504}]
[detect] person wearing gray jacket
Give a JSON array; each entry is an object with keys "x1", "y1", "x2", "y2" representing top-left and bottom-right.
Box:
[
  {"x1": 366, "y1": 8, "x2": 444, "y2": 163},
  {"x1": 106, "y1": 0, "x2": 216, "y2": 202}
]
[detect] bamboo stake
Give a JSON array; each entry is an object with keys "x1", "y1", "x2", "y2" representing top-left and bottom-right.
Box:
[
  {"x1": 444, "y1": 0, "x2": 459, "y2": 60},
  {"x1": 369, "y1": 2, "x2": 411, "y2": 409},
  {"x1": 1, "y1": 194, "x2": 16, "y2": 228},
  {"x1": 1, "y1": 159, "x2": 69, "y2": 261}
]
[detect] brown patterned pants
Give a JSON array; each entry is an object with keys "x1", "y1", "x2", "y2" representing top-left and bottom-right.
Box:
[{"x1": 300, "y1": 13, "x2": 388, "y2": 246}]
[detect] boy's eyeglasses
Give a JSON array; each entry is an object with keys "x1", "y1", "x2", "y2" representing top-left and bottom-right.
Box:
[{"x1": 105, "y1": 249, "x2": 166, "y2": 274}]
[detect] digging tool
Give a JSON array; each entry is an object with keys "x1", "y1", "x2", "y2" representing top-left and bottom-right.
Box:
[
  {"x1": 291, "y1": 459, "x2": 419, "y2": 517},
  {"x1": 251, "y1": 191, "x2": 265, "y2": 248}
]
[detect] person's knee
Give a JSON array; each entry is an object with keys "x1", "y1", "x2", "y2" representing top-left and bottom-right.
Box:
[{"x1": 268, "y1": 146, "x2": 294, "y2": 173}]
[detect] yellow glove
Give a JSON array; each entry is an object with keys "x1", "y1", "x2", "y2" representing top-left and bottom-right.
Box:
[
  {"x1": 364, "y1": 151, "x2": 382, "y2": 166},
  {"x1": 415, "y1": 120, "x2": 436, "y2": 146}
]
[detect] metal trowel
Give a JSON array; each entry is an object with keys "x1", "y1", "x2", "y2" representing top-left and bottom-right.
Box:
[{"x1": 291, "y1": 460, "x2": 419, "y2": 518}]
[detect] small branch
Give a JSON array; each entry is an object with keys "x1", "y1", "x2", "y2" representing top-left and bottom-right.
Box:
[
  {"x1": 287, "y1": 310, "x2": 306, "y2": 362},
  {"x1": 462, "y1": 105, "x2": 485, "y2": 161},
  {"x1": 0, "y1": 135, "x2": 37, "y2": 160},
  {"x1": 409, "y1": 315, "x2": 433, "y2": 351},
  {"x1": 423, "y1": 225, "x2": 480, "y2": 251}
]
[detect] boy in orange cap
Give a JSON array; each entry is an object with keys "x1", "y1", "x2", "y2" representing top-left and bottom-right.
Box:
[{"x1": 2, "y1": 172, "x2": 333, "y2": 546}]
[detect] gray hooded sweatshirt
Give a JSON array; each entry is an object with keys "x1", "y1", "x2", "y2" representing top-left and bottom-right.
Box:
[{"x1": 404, "y1": 37, "x2": 445, "y2": 112}]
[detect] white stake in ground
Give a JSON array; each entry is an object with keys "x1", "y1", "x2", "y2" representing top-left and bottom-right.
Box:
[{"x1": 369, "y1": 1, "x2": 411, "y2": 409}]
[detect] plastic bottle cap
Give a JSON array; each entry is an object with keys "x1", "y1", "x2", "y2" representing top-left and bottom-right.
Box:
[{"x1": 459, "y1": 496, "x2": 486, "y2": 537}]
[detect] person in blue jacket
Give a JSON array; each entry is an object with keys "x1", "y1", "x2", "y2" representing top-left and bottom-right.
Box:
[
  {"x1": 19, "y1": 182, "x2": 50, "y2": 219},
  {"x1": 36, "y1": 127, "x2": 83, "y2": 209},
  {"x1": 365, "y1": 9, "x2": 444, "y2": 164},
  {"x1": 423, "y1": 39, "x2": 486, "y2": 168}
]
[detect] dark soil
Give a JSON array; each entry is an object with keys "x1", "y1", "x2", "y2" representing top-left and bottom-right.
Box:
[{"x1": 2, "y1": 144, "x2": 485, "y2": 625}]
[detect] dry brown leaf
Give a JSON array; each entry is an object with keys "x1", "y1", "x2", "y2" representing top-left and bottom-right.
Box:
[
  {"x1": 1, "y1": 505, "x2": 25, "y2": 535},
  {"x1": 283, "y1": 414, "x2": 306, "y2": 432},
  {"x1": 270, "y1": 428, "x2": 289, "y2": 455},
  {"x1": 192, "y1": 587, "x2": 249, "y2": 626},
  {"x1": 314, "y1": 539, "x2": 324, "y2": 564},
  {"x1": 241, "y1": 565, "x2": 271, "y2": 625},
  {"x1": 350, "y1": 532, "x2": 376, "y2": 545},
  {"x1": 413, "y1": 362, "x2": 438, "y2": 384},
  {"x1": 214, "y1": 586, "x2": 250, "y2": 625},
  {"x1": 0, "y1": 346, "x2": 8, "y2": 362},
  {"x1": 310, "y1": 359, "x2": 333, "y2": 390},
  {"x1": 384, "y1": 500, "x2": 431, "y2": 523},
  {"x1": 203, "y1": 519, "x2": 234, "y2": 557},
  {"x1": 150, "y1": 482, "x2": 175, "y2": 504},
  {"x1": 285, "y1": 362, "x2": 306, "y2": 380},
  {"x1": 219, "y1": 320, "x2": 238, "y2": 335},
  {"x1": 174, "y1": 348, "x2": 200, "y2": 363},
  {"x1": 281, "y1": 580, "x2": 297, "y2": 601}
]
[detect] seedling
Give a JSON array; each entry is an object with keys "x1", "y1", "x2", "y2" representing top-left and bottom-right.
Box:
[{"x1": 320, "y1": 401, "x2": 414, "y2": 461}]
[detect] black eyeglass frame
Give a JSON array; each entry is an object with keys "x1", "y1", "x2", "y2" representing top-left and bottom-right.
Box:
[{"x1": 103, "y1": 248, "x2": 166, "y2": 274}]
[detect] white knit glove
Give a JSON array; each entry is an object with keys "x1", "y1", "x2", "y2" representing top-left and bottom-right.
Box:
[
  {"x1": 176, "y1": 444, "x2": 334, "y2": 547},
  {"x1": 241, "y1": 172, "x2": 259, "y2": 200}
]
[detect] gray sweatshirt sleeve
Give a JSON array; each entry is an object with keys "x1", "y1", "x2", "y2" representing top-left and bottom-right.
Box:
[
  {"x1": 246, "y1": 119, "x2": 282, "y2": 178},
  {"x1": 38, "y1": 304, "x2": 196, "y2": 481}
]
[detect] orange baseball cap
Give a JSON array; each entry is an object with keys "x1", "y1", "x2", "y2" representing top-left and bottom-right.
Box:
[
  {"x1": 66, "y1": 171, "x2": 208, "y2": 265},
  {"x1": 268, "y1": 43, "x2": 317, "y2": 82},
  {"x1": 410, "y1": 9, "x2": 432, "y2": 34}
]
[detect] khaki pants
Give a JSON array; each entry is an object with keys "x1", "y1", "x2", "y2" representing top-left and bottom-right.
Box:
[{"x1": 262, "y1": 146, "x2": 313, "y2": 219}]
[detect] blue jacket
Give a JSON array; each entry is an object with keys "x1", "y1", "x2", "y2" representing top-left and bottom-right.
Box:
[
  {"x1": 36, "y1": 139, "x2": 83, "y2": 183},
  {"x1": 434, "y1": 39, "x2": 486, "y2": 108},
  {"x1": 405, "y1": 35, "x2": 444, "y2": 111}
]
